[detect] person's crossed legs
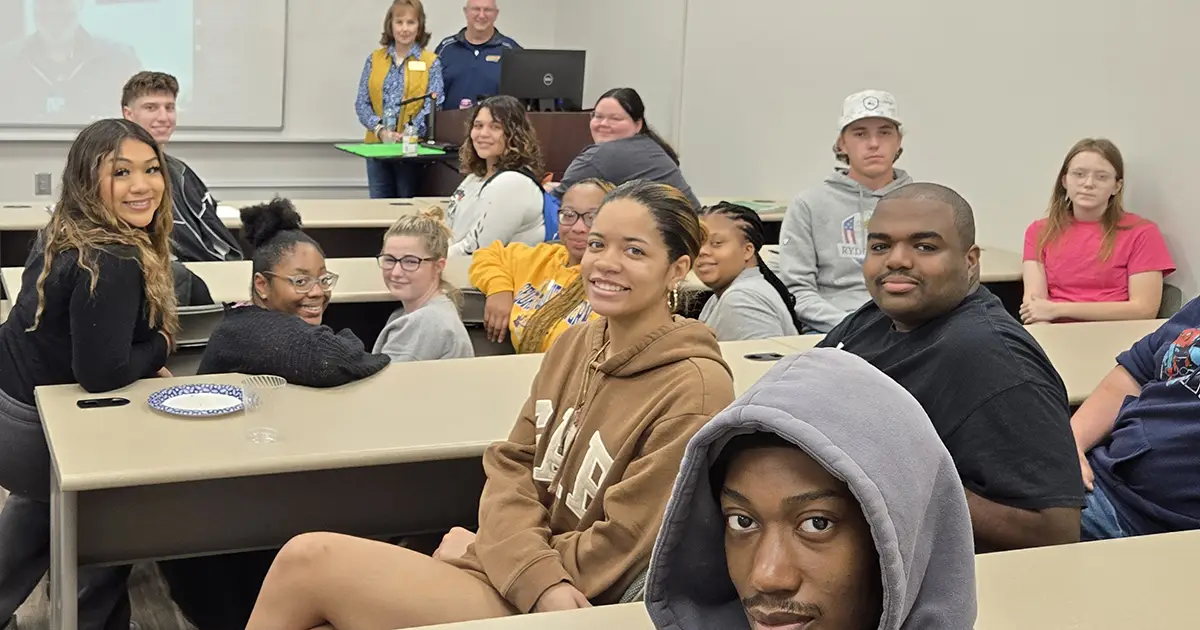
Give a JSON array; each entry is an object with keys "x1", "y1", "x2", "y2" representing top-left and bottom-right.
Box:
[{"x1": 245, "y1": 532, "x2": 516, "y2": 630}]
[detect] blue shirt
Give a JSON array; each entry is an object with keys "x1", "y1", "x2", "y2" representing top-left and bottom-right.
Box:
[
  {"x1": 355, "y1": 43, "x2": 445, "y2": 137},
  {"x1": 434, "y1": 28, "x2": 520, "y2": 109},
  {"x1": 1090, "y1": 297, "x2": 1200, "y2": 534}
]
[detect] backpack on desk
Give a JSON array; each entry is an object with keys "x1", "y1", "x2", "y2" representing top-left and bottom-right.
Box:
[{"x1": 480, "y1": 167, "x2": 561, "y2": 242}]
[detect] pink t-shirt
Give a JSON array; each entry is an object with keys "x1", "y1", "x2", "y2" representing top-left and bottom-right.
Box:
[{"x1": 1023, "y1": 213, "x2": 1175, "y2": 303}]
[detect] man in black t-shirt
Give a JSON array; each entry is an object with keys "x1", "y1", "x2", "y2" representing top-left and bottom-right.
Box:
[{"x1": 818, "y1": 182, "x2": 1084, "y2": 552}]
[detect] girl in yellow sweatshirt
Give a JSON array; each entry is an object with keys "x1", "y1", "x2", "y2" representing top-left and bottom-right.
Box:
[
  {"x1": 469, "y1": 179, "x2": 613, "y2": 354},
  {"x1": 244, "y1": 181, "x2": 735, "y2": 629}
]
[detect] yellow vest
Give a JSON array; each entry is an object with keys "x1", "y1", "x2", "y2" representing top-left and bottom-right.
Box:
[{"x1": 365, "y1": 46, "x2": 437, "y2": 143}]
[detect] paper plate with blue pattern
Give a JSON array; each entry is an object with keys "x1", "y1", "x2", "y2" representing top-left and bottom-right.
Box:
[{"x1": 147, "y1": 383, "x2": 244, "y2": 418}]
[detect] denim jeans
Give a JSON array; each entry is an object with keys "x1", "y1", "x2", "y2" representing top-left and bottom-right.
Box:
[
  {"x1": 365, "y1": 158, "x2": 421, "y2": 199},
  {"x1": 1080, "y1": 480, "x2": 1130, "y2": 541}
]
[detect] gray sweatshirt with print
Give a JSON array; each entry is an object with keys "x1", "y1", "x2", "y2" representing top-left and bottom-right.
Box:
[{"x1": 777, "y1": 168, "x2": 912, "y2": 332}]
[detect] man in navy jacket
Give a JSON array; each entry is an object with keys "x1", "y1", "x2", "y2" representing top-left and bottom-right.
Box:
[
  {"x1": 435, "y1": 0, "x2": 521, "y2": 109},
  {"x1": 1074, "y1": 297, "x2": 1200, "y2": 539}
]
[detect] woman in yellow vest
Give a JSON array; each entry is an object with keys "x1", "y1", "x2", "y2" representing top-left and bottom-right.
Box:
[
  {"x1": 354, "y1": 0, "x2": 444, "y2": 198},
  {"x1": 469, "y1": 179, "x2": 613, "y2": 353}
]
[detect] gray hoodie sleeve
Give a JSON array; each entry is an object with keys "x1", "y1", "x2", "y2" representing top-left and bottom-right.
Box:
[{"x1": 777, "y1": 196, "x2": 853, "y2": 332}]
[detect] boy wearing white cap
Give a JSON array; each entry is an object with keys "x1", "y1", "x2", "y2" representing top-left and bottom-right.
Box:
[{"x1": 778, "y1": 89, "x2": 912, "y2": 332}]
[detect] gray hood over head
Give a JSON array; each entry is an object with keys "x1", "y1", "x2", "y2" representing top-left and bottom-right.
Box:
[{"x1": 644, "y1": 348, "x2": 976, "y2": 629}]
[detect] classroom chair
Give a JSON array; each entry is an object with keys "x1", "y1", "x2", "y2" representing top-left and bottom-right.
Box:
[{"x1": 1159, "y1": 283, "x2": 1184, "y2": 318}]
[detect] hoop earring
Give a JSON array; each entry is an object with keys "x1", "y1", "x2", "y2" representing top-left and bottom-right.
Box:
[{"x1": 667, "y1": 285, "x2": 679, "y2": 313}]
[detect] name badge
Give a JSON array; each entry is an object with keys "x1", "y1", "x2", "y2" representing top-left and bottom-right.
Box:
[
  {"x1": 407, "y1": 60, "x2": 428, "y2": 72},
  {"x1": 485, "y1": 54, "x2": 501, "y2": 62}
]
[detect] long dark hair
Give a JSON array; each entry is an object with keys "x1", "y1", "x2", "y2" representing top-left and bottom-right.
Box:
[
  {"x1": 32, "y1": 119, "x2": 178, "y2": 336},
  {"x1": 597, "y1": 87, "x2": 680, "y2": 165},
  {"x1": 702, "y1": 202, "x2": 803, "y2": 334}
]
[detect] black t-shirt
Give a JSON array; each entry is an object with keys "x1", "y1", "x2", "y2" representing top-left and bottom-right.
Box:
[
  {"x1": 818, "y1": 287, "x2": 1085, "y2": 510},
  {"x1": 0, "y1": 245, "x2": 169, "y2": 405}
]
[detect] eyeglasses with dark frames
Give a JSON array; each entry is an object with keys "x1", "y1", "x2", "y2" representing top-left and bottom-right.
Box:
[
  {"x1": 376, "y1": 254, "x2": 436, "y2": 271},
  {"x1": 558, "y1": 209, "x2": 597, "y2": 228}
]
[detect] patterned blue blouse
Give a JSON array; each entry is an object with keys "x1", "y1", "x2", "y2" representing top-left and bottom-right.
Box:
[{"x1": 355, "y1": 43, "x2": 445, "y2": 137}]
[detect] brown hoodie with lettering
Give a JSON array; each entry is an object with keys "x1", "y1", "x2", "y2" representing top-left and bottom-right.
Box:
[{"x1": 445, "y1": 316, "x2": 735, "y2": 612}]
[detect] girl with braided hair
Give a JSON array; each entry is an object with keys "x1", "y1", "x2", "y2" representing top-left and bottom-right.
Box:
[{"x1": 694, "y1": 202, "x2": 803, "y2": 339}]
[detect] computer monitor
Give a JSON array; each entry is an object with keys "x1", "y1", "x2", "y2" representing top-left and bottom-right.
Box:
[{"x1": 499, "y1": 49, "x2": 586, "y2": 112}]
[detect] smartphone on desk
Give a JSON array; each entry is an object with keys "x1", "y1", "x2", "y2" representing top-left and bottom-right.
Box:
[
  {"x1": 77, "y1": 397, "x2": 130, "y2": 409},
  {"x1": 744, "y1": 352, "x2": 785, "y2": 362}
]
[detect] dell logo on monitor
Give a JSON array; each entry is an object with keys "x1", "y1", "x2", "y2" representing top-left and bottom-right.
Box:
[{"x1": 543, "y1": 73, "x2": 554, "y2": 86}]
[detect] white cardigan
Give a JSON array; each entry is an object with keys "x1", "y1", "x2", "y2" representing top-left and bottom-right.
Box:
[{"x1": 445, "y1": 172, "x2": 545, "y2": 257}]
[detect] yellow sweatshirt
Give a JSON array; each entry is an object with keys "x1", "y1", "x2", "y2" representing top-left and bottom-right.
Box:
[
  {"x1": 469, "y1": 241, "x2": 599, "y2": 353},
  {"x1": 444, "y1": 317, "x2": 735, "y2": 612}
]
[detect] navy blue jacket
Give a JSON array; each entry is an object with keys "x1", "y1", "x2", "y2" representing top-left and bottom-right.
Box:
[
  {"x1": 434, "y1": 28, "x2": 521, "y2": 108},
  {"x1": 1090, "y1": 297, "x2": 1200, "y2": 534}
]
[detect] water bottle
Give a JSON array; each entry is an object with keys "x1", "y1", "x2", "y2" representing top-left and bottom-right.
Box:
[
  {"x1": 402, "y1": 123, "x2": 418, "y2": 157},
  {"x1": 382, "y1": 107, "x2": 398, "y2": 143}
]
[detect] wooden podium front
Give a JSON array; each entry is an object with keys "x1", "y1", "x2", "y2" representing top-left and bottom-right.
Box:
[{"x1": 417, "y1": 110, "x2": 593, "y2": 196}]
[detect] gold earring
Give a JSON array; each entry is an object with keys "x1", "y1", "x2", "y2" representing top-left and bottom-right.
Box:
[{"x1": 667, "y1": 285, "x2": 679, "y2": 313}]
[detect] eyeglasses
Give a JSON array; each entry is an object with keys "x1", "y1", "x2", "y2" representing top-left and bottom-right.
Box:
[
  {"x1": 262, "y1": 271, "x2": 339, "y2": 293},
  {"x1": 376, "y1": 254, "x2": 435, "y2": 271},
  {"x1": 467, "y1": 7, "x2": 498, "y2": 15},
  {"x1": 590, "y1": 112, "x2": 630, "y2": 125},
  {"x1": 1067, "y1": 169, "x2": 1116, "y2": 184},
  {"x1": 558, "y1": 209, "x2": 597, "y2": 228}
]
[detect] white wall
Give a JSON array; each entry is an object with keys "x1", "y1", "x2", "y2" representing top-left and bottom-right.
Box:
[
  {"x1": 553, "y1": 0, "x2": 688, "y2": 145},
  {"x1": 676, "y1": 0, "x2": 1200, "y2": 297},
  {"x1": 0, "y1": 0, "x2": 558, "y2": 202}
]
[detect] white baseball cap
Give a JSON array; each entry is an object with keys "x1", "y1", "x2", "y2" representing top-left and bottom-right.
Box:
[{"x1": 839, "y1": 90, "x2": 902, "y2": 131}]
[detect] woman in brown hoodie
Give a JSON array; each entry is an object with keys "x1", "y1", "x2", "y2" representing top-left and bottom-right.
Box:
[{"x1": 243, "y1": 181, "x2": 736, "y2": 629}]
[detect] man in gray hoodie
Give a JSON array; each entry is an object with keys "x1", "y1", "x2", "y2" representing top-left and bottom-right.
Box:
[
  {"x1": 645, "y1": 348, "x2": 976, "y2": 630},
  {"x1": 778, "y1": 90, "x2": 913, "y2": 332}
]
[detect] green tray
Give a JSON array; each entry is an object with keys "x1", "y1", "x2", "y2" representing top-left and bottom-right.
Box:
[{"x1": 335, "y1": 143, "x2": 447, "y2": 158}]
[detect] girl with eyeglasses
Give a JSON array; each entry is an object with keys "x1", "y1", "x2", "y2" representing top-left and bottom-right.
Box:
[
  {"x1": 192, "y1": 199, "x2": 389, "y2": 384},
  {"x1": 159, "y1": 199, "x2": 389, "y2": 630},
  {"x1": 373, "y1": 208, "x2": 473, "y2": 362},
  {"x1": 469, "y1": 179, "x2": 613, "y2": 353},
  {"x1": 1021, "y1": 138, "x2": 1174, "y2": 324},
  {"x1": 547, "y1": 88, "x2": 700, "y2": 210}
]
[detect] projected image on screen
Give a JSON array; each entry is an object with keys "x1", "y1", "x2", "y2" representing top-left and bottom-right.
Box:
[{"x1": 0, "y1": 0, "x2": 194, "y2": 126}]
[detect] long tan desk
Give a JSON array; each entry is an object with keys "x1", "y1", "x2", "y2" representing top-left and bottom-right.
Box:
[
  {"x1": 3, "y1": 258, "x2": 393, "y2": 307},
  {"x1": 40, "y1": 337, "x2": 796, "y2": 628},
  {"x1": 770, "y1": 319, "x2": 1163, "y2": 405},
  {"x1": 0, "y1": 198, "x2": 442, "y2": 269},
  {"x1": 416, "y1": 530, "x2": 1200, "y2": 630}
]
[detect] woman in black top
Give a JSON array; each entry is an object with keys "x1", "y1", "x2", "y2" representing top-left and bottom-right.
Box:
[
  {"x1": 158, "y1": 198, "x2": 388, "y2": 630},
  {"x1": 0, "y1": 119, "x2": 178, "y2": 630}
]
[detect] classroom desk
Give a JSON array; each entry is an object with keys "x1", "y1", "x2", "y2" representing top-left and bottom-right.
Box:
[
  {"x1": 40, "y1": 338, "x2": 796, "y2": 629},
  {"x1": 415, "y1": 530, "x2": 1200, "y2": 630},
  {"x1": 0, "y1": 198, "x2": 440, "y2": 268},
  {"x1": 769, "y1": 319, "x2": 1163, "y2": 405},
  {"x1": 3, "y1": 258, "x2": 404, "y2": 351}
]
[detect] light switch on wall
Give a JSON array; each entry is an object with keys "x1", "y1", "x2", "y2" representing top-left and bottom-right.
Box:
[{"x1": 34, "y1": 173, "x2": 52, "y2": 196}]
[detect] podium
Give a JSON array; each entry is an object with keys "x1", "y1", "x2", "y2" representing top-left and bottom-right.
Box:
[{"x1": 416, "y1": 110, "x2": 593, "y2": 196}]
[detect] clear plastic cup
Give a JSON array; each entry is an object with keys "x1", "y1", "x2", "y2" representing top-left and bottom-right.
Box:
[{"x1": 241, "y1": 375, "x2": 286, "y2": 443}]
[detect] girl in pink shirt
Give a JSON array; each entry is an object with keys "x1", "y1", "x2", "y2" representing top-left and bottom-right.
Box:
[{"x1": 1021, "y1": 138, "x2": 1174, "y2": 324}]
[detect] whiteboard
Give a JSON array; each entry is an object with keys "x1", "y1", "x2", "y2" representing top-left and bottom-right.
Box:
[{"x1": 0, "y1": 0, "x2": 287, "y2": 129}]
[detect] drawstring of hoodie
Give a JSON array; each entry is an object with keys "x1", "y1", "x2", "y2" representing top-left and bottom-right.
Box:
[{"x1": 550, "y1": 337, "x2": 609, "y2": 490}]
